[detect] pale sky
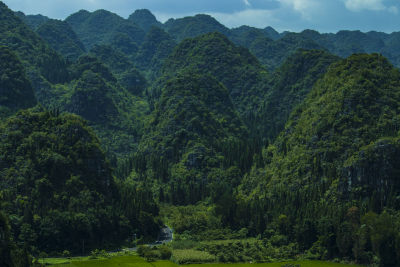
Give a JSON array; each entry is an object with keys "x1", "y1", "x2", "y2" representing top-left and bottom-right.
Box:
[{"x1": 3, "y1": 0, "x2": 400, "y2": 33}]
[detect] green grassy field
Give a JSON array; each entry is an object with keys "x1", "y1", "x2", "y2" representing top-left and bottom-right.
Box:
[
  {"x1": 187, "y1": 261, "x2": 361, "y2": 267},
  {"x1": 47, "y1": 255, "x2": 362, "y2": 267},
  {"x1": 49, "y1": 255, "x2": 178, "y2": 267}
]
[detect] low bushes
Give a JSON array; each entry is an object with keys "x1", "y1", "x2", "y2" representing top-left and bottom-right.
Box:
[
  {"x1": 171, "y1": 249, "x2": 216, "y2": 264},
  {"x1": 137, "y1": 245, "x2": 172, "y2": 261}
]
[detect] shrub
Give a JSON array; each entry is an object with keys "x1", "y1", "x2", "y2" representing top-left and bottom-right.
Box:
[
  {"x1": 89, "y1": 249, "x2": 109, "y2": 259},
  {"x1": 159, "y1": 245, "x2": 172, "y2": 260},
  {"x1": 62, "y1": 250, "x2": 71, "y2": 258},
  {"x1": 137, "y1": 245, "x2": 157, "y2": 261}
]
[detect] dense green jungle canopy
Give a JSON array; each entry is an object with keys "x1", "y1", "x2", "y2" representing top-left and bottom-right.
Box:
[{"x1": 1, "y1": 1, "x2": 400, "y2": 266}]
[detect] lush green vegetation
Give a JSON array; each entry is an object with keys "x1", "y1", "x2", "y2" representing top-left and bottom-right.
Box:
[
  {"x1": 0, "y1": 108, "x2": 160, "y2": 256},
  {"x1": 14, "y1": 12, "x2": 49, "y2": 30},
  {"x1": 0, "y1": 2, "x2": 68, "y2": 85},
  {"x1": 43, "y1": 253, "x2": 361, "y2": 267},
  {"x1": 233, "y1": 54, "x2": 400, "y2": 266},
  {"x1": 135, "y1": 71, "x2": 248, "y2": 204},
  {"x1": 36, "y1": 19, "x2": 86, "y2": 62},
  {"x1": 163, "y1": 14, "x2": 230, "y2": 42},
  {"x1": 65, "y1": 9, "x2": 145, "y2": 51},
  {"x1": 128, "y1": 9, "x2": 162, "y2": 32},
  {"x1": 2, "y1": 2, "x2": 400, "y2": 266},
  {"x1": 49, "y1": 55, "x2": 149, "y2": 157},
  {"x1": 257, "y1": 49, "x2": 340, "y2": 141},
  {"x1": 89, "y1": 45, "x2": 133, "y2": 75},
  {"x1": 188, "y1": 261, "x2": 360, "y2": 267},
  {"x1": 135, "y1": 26, "x2": 176, "y2": 80},
  {"x1": 46, "y1": 254, "x2": 178, "y2": 267},
  {"x1": 0, "y1": 46, "x2": 36, "y2": 114},
  {"x1": 88, "y1": 44, "x2": 148, "y2": 96},
  {"x1": 0, "y1": 212, "x2": 32, "y2": 267},
  {"x1": 160, "y1": 32, "x2": 270, "y2": 122},
  {"x1": 41, "y1": 250, "x2": 361, "y2": 267}
]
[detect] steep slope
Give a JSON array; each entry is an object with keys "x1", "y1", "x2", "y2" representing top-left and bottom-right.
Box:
[
  {"x1": 135, "y1": 27, "x2": 176, "y2": 79},
  {"x1": 164, "y1": 14, "x2": 230, "y2": 42},
  {"x1": 258, "y1": 49, "x2": 340, "y2": 140},
  {"x1": 229, "y1": 26, "x2": 270, "y2": 48},
  {"x1": 56, "y1": 56, "x2": 149, "y2": 156},
  {"x1": 0, "y1": 108, "x2": 159, "y2": 253},
  {"x1": 36, "y1": 19, "x2": 86, "y2": 62},
  {"x1": 0, "y1": 46, "x2": 37, "y2": 116},
  {"x1": 128, "y1": 9, "x2": 162, "y2": 32},
  {"x1": 204, "y1": 54, "x2": 400, "y2": 266},
  {"x1": 65, "y1": 9, "x2": 145, "y2": 50},
  {"x1": 66, "y1": 69, "x2": 119, "y2": 124},
  {"x1": 14, "y1": 12, "x2": 49, "y2": 30},
  {"x1": 248, "y1": 32, "x2": 323, "y2": 70},
  {"x1": 108, "y1": 33, "x2": 139, "y2": 58},
  {"x1": 89, "y1": 45, "x2": 147, "y2": 96},
  {"x1": 264, "y1": 26, "x2": 280, "y2": 40},
  {"x1": 161, "y1": 32, "x2": 269, "y2": 121},
  {"x1": 300, "y1": 30, "x2": 385, "y2": 58},
  {"x1": 380, "y1": 32, "x2": 400, "y2": 67},
  {"x1": 136, "y1": 71, "x2": 248, "y2": 204},
  {"x1": 225, "y1": 27, "x2": 324, "y2": 71},
  {"x1": 89, "y1": 45, "x2": 133, "y2": 74},
  {"x1": 240, "y1": 54, "x2": 400, "y2": 233},
  {"x1": 299, "y1": 29, "x2": 400, "y2": 68},
  {"x1": 0, "y1": 2, "x2": 68, "y2": 84}
]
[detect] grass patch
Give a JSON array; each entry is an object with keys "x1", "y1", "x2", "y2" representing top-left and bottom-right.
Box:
[
  {"x1": 48, "y1": 255, "x2": 179, "y2": 267},
  {"x1": 46, "y1": 254, "x2": 362, "y2": 267},
  {"x1": 40, "y1": 256, "x2": 90, "y2": 265},
  {"x1": 171, "y1": 249, "x2": 217, "y2": 264},
  {"x1": 187, "y1": 261, "x2": 362, "y2": 267}
]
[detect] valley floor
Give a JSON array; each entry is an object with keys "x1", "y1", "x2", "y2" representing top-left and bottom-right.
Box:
[{"x1": 46, "y1": 255, "x2": 362, "y2": 267}]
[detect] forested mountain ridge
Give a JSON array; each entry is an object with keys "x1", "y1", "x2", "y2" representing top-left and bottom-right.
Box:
[
  {"x1": 52, "y1": 55, "x2": 149, "y2": 157},
  {"x1": 160, "y1": 32, "x2": 270, "y2": 124},
  {"x1": 128, "y1": 9, "x2": 162, "y2": 32},
  {"x1": 163, "y1": 14, "x2": 230, "y2": 42},
  {"x1": 257, "y1": 49, "x2": 340, "y2": 141},
  {"x1": 244, "y1": 53, "x2": 400, "y2": 213},
  {"x1": 135, "y1": 71, "x2": 248, "y2": 204},
  {"x1": 36, "y1": 19, "x2": 86, "y2": 62},
  {"x1": 135, "y1": 26, "x2": 177, "y2": 80},
  {"x1": 1, "y1": 1, "x2": 400, "y2": 266},
  {"x1": 14, "y1": 11, "x2": 49, "y2": 30},
  {"x1": 0, "y1": 46, "x2": 37, "y2": 116},
  {"x1": 0, "y1": 108, "x2": 160, "y2": 254},
  {"x1": 235, "y1": 54, "x2": 400, "y2": 265},
  {"x1": 65, "y1": 9, "x2": 145, "y2": 51},
  {"x1": 0, "y1": 2, "x2": 69, "y2": 85}
]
